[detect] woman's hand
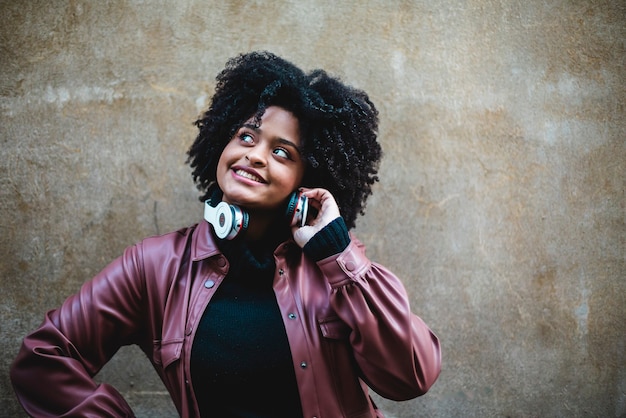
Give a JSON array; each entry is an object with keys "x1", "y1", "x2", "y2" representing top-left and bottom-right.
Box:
[{"x1": 291, "y1": 188, "x2": 341, "y2": 248}]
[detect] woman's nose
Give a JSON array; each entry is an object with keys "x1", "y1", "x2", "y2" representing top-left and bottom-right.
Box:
[{"x1": 245, "y1": 147, "x2": 267, "y2": 166}]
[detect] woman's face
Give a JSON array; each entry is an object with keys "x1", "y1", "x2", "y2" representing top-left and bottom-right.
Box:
[{"x1": 216, "y1": 106, "x2": 306, "y2": 212}]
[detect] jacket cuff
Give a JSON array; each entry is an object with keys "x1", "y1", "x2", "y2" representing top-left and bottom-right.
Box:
[{"x1": 316, "y1": 240, "x2": 371, "y2": 287}]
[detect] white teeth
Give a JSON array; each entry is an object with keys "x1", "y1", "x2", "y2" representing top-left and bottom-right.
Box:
[{"x1": 236, "y1": 169, "x2": 262, "y2": 182}]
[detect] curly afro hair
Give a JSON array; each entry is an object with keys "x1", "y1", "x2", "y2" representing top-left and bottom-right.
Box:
[{"x1": 187, "y1": 51, "x2": 382, "y2": 229}]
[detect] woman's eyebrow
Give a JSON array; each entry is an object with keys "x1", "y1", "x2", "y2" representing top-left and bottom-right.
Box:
[{"x1": 242, "y1": 122, "x2": 260, "y2": 131}]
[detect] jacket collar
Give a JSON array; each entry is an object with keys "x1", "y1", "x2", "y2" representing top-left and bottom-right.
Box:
[{"x1": 190, "y1": 220, "x2": 222, "y2": 262}]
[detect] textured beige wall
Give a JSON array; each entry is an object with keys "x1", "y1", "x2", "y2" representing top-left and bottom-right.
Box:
[{"x1": 1, "y1": 1, "x2": 624, "y2": 417}]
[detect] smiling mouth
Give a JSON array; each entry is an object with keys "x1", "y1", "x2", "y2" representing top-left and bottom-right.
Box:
[{"x1": 235, "y1": 169, "x2": 264, "y2": 183}]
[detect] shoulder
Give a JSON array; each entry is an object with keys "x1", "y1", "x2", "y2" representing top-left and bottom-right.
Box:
[
  {"x1": 133, "y1": 224, "x2": 200, "y2": 269},
  {"x1": 140, "y1": 224, "x2": 198, "y2": 248}
]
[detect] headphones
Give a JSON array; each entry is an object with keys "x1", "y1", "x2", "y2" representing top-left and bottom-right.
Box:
[{"x1": 204, "y1": 191, "x2": 309, "y2": 240}]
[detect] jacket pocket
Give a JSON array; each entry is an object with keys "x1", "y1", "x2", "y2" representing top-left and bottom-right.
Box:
[
  {"x1": 318, "y1": 315, "x2": 351, "y2": 340},
  {"x1": 153, "y1": 338, "x2": 183, "y2": 368},
  {"x1": 318, "y1": 316, "x2": 374, "y2": 417}
]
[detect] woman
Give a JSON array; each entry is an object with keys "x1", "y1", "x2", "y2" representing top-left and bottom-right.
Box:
[{"x1": 11, "y1": 51, "x2": 441, "y2": 417}]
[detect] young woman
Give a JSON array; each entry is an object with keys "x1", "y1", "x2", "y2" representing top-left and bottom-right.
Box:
[{"x1": 11, "y1": 51, "x2": 441, "y2": 417}]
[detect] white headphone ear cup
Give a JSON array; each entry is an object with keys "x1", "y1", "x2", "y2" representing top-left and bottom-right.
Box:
[
  {"x1": 212, "y1": 201, "x2": 235, "y2": 239},
  {"x1": 204, "y1": 200, "x2": 248, "y2": 240},
  {"x1": 225, "y1": 204, "x2": 248, "y2": 240}
]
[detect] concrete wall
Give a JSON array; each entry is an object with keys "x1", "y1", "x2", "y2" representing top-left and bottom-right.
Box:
[{"x1": 1, "y1": 1, "x2": 624, "y2": 417}]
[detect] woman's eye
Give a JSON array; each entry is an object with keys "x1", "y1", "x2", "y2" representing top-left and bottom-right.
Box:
[
  {"x1": 240, "y1": 133, "x2": 254, "y2": 144},
  {"x1": 273, "y1": 148, "x2": 289, "y2": 159}
]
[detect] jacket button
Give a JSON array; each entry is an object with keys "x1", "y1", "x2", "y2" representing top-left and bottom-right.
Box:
[
  {"x1": 288, "y1": 313, "x2": 297, "y2": 320},
  {"x1": 217, "y1": 257, "x2": 226, "y2": 267},
  {"x1": 300, "y1": 361, "x2": 307, "y2": 369},
  {"x1": 345, "y1": 261, "x2": 356, "y2": 271},
  {"x1": 204, "y1": 279, "x2": 215, "y2": 288},
  {"x1": 279, "y1": 268, "x2": 284, "y2": 275}
]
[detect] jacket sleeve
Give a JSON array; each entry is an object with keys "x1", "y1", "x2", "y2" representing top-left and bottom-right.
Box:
[
  {"x1": 316, "y1": 238, "x2": 442, "y2": 400},
  {"x1": 10, "y1": 244, "x2": 148, "y2": 417}
]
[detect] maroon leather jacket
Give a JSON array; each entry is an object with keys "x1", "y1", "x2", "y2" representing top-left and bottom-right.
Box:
[{"x1": 11, "y1": 220, "x2": 441, "y2": 417}]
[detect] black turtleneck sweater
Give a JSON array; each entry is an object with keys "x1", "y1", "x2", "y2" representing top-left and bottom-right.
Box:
[{"x1": 190, "y1": 217, "x2": 350, "y2": 417}]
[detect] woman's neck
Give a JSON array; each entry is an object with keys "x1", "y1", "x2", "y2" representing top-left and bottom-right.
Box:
[{"x1": 242, "y1": 209, "x2": 286, "y2": 242}]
